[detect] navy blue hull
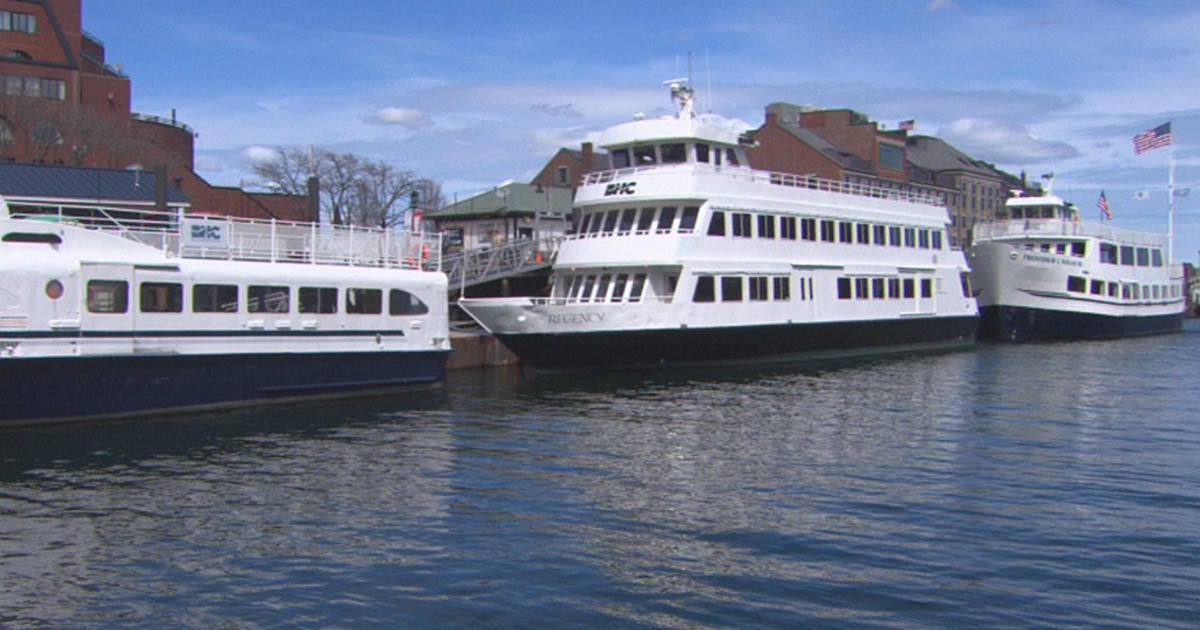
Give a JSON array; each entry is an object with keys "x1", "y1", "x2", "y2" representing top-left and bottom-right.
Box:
[
  {"x1": 979, "y1": 305, "x2": 1184, "y2": 342},
  {"x1": 495, "y1": 315, "x2": 979, "y2": 370},
  {"x1": 0, "y1": 350, "x2": 449, "y2": 425}
]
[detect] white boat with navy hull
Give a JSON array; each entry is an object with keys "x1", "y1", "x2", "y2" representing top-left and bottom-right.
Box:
[
  {"x1": 459, "y1": 81, "x2": 979, "y2": 370},
  {"x1": 969, "y1": 187, "x2": 1185, "y2": 341},
  {"x1": 0, "y1": 197, "x2": 451, "y2": 426}
]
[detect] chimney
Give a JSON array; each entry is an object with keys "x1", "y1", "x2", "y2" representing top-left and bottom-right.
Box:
[{"x1": 582, "y1": 142, "x2": 594, "y2": 173}]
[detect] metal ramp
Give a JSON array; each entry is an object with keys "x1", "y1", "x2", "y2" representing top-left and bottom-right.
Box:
[{"x1": 442, "y1": 236, "x2": 561, "y2": 294}]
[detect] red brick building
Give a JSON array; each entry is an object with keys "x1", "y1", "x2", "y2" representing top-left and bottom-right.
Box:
[{"x1": 0, "y1": 0, "x2": 310, "y2": 221}]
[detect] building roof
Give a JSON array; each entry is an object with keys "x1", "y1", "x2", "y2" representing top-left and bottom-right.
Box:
[
  {"x1": 0, "y1": 162, "x2": 190, "y2": 205},
  {"x1": 905, "y1": 135, "x2": 1000, "y2": 179},
  {"x1": 432, "y1": 182, "x2": 572, "y2": 220}
]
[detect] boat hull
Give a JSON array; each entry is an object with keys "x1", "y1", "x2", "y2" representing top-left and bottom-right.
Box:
[
  {"x1": 489, "y1": 316, "x2": 978, "y2": 370},
  {"x1": 0, "y1": 350, "x2": 449, "y2": 426},
  {"x1": 979, "y1": 304, "x2": 1183, "y2": 342}
]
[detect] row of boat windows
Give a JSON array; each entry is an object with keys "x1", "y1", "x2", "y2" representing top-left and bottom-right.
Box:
[
  {"x1": 81, "y1": 281, "x2": 429, "y2": 316},
  {"x1": 609, "y1": 142, "x2": 742, "y2": 169},
  {"x1": 692, "y1": 275, "x2": 803, "y2": 303},
  {"x1": 576, "y1": 205, "x2": 947, "y2": 252},
  {"x1": 708, "y1": 212, "x2": 945, "y2": 250},
  {"x1": 1023, "y1": 241, "x2": 1165, "y2": 267},
  {"x1": 1065, "y1": 276, "x2": 1181, "y2": 301},
  {"x1": 565, "y1": 273, "x2": 651, "y2": 303},
  {"x1": 838, "y1": 276, "x2": 934, "y2": 300}
]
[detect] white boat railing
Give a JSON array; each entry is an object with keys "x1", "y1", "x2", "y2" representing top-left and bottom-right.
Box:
[
  {"x1": 6, "y1": 203, "x2": 442, "y2": 271},
  {"x1": 973, "y1": 218, "x2": 1167, "y2": 248},
  {"x1": 582, "y1": 166, "x2": 947, "y2": 207},
  {"x1": 525, "y1": 295, "x2": 674, "y2": 306}
]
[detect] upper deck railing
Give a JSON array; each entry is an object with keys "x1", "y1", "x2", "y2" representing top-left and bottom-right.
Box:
[
  {"x1": 973, "y1": 218, "x2": 1166, "y2": 248},
  {"x1": 582, "y1": 166, "x2": 947, "y2": 207},
  {"x1": 5, "y1": 202, "x2": 441, "y2": 271}
]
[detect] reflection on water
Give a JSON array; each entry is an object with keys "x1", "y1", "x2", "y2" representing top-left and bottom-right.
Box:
[{"x1": 2, "y1": 328, "x2": 1199, "y2": 627}]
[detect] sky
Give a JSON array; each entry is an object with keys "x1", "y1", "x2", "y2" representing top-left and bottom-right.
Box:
[{"x1": 83, "y1": 0, "x2": 1200, "y2": 262}]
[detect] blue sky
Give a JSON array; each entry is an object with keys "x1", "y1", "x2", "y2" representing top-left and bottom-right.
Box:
[{"x1": 84, "y1": 0, "x2": 1200, "y2": 261}]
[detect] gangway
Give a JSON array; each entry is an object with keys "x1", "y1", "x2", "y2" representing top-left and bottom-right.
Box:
[{"x1": 441, "y1": 236, "x2": 561, "y2": 295}]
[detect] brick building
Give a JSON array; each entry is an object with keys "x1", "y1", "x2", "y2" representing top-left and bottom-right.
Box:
[
  {"x1": 0, "y1": 0, "x2": 309, "y2": 221},
  {"x1": 745, "y1": 102, "x2": 1024, "y2": 248}
]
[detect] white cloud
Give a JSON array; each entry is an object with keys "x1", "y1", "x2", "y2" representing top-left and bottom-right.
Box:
[
  {"x1": 926, "y1": 0, "x2": 959, "y2": 12},
  {"x1": 365, "y1": 106, "x2": 431, "y2": 128},
  {"x1": 939, "y1": 118, "x2": 1079, "y2": 165},
  {"x1": 241, "y1": 145, "x2": 281, "y2": 163}
]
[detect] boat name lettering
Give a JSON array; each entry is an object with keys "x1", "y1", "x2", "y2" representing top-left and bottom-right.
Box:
[
  {"x1": 191, "y1": 224, "x2": 223, "y2": 241},
  {"x1": 547, "y1": 312, "x2": 606, "y2": 325},
  {"x1": 1022, "y1": 253, "x2": 1083, "y2": 267},
  {"x1": 604, "y1": 181, "x2": 637, "y2": 196}
]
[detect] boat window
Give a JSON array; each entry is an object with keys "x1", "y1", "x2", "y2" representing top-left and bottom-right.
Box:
[
  {"x1": 588, "y1": 212, "x2": 604, "y2": 235},
  {"x1": 665, "y1": 274, "x2": 678, "y2": 297},
  {"x1": 634, "y1": 145, "x2": 656, "y2": 165},
  {"x1": 749, "y1": 276, "x2": 769, "y2": 301},
  {"x1": 932, "y1": 231, "x2": 943, "y2": 250},
  {"x1": 838, "y1": 222, "x2": 853, "y2": 244},
  {"x1": 1108, "y1": 282, "x2": 1119, "y2": 298},
  {"x1": 921, "y1": 278, "x2": 933, "y2": 298},
  {"x1": 1040, "y1": 243, "x2": 1051, "y2": 253},
  {"x1": 732, "y1": 213, "x2": 752, "y2": 238},
  {"x1": 725, "y1": 148, "x2": 740, "y2": 166},
  {"x1": 87, "y1": 280, "x2": 129, "y2": 314},
  {"x1": 837, "y1": 277, "x2": 852, "y2": 300},
  {"x1": 661, "y1": 143, "x2": 686, "y2": 164},
  {"x1": 721, "y1": 276, "x2": 743, "y2": 302},
  {"x1": 390, "y1": 290, "x2": 429, "y2": 315},
  {"x1": 1055, "y1": 243, "x2": 1067, "y2": 256},
  {"x1": 567, "y1": 276, "x2": 583, "y2": 299},
  {"x1": 578, "y1": 213, "x2": 593, "y2": 234},
  {"x1": 249, "y1": 285, "x2": 290, "y2": 313},
  {"x1": 299, "y1": 287, "x2": 338, "y2": 314},
  {"x1": 903, "y1": 278, "x2": 915, "y2": 298},
  {"x1": 193, "y1": 284, "x2": 238, "y2": 313},
  {"x1": 820, "y1": 220, "x2": 836, "y2": 243},
  {"x1": 1099, "y1": 243, "x2": 1117, "y2": 264},
  {"x1": 1119, "y1": 246, "x2": 1135, "y2": 266},
  {"x1": 1041, "y1": 206, "x2": 1055, "y2": 218},
  {"x1": 856, "y1": 223, "x2": 871, "y2": 244},
  {"x1": 707, "y1": 210, "x2": 726, "y2": 236},
  {"x1": 611, "y1": 274, "x2": 628, "y2": 301},
  {"x1": 873, "y1": 225, "x2": 886, "y2": 246},
  {"x1": 678, "y1": 206, "x2": 699, "y2": 232},
  {"x1": 919, "y1": 230, "x2": 930, "y2": 249},
  {"x1": 855, "y1": 278, "x2": 869, "y2": 300},
  {"x1": 636, "y1": 208, "x2": 656, "y2": 233},
  {"x1": 618, "y1": 208, "x2": 637, "y2": 234},
  {"x1": 801, "y1": 218, "x2": 817, "y2": 241},
  {"x1": 1152, "y1": 249, "x2": 1164, "y2": 267},
  {"x1": 612, "y1": 148, "x2": 631, "y2": 169},
  {"x1": 1136, "y1": 248, "x2": 1150, "y2": 267},
  {"x1": 888, "y1": 226, "x2": 902, "y2": 247},
  {"x1": 1067, "y1": 276, "x2": 1087, "y2": 293},
  {"x1": 960, "y1": 273, "x2": 972, "y2": 298},
  {"x1": 772, "y1": 277, "x2": 790, "y2": 301},
  {"x1": 140, "y1": 282, "x2": 183, "y2": 313},
  {"x1": 579, "y1": 276, "x2": 596, "y2": 303},
  {"x1": 696, "y1": 143, "x2": 710, "y2": 163},
  {"x1": 693, "y1": 276, "x2": 715, "y2": 303},
  {"x1": 904, "y1": 228, "x2": 916, "y2": 248},
  {"x1": 1071, "y1": 242, "x2": 1086, "y2": 258},
  {"x1": 595, "y1": 274, "x2": 612, "y2": 302},
  {"x1": 1091, "y1": 280, "x2": 1104, "y2": 295},
  {"x1": 758, "y1": 214, "x2": 776, "y2": 239},
  {"x1": 657, "y1": 206, "x2": 677, "y2": 233},
  {"x1": 345, "y1": 288, "x2": 382, "y2": 314},
  {"x1": 629, "y1": 274, "x2": 647, "y2": 302},
  {"x1": 780, "y1": 216, "x2": 797, "y2": 240},
  {"x1": 888, "y1": 278, "x2": 901, "y2": 299},
  {"x1": 3, "y1": 232, "x2": 62, "y2": 244},
  {"x1": 602, "y1": 210, "x2": 620, "y2": 234},
  {"x1": 872, "y1": 278, "x2": 886, "y2": 299}
]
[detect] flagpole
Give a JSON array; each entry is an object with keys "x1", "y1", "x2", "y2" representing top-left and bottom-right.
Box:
[{"x1": 1168, "y1": 139, "x2": 1175, "y2": 263}]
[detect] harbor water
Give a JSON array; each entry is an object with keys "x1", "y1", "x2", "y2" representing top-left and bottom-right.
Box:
[{"x1": 3, "y1": 323, "x2": 1199, "y2": 628}]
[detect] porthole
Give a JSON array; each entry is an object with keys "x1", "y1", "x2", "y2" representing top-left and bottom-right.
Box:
[{"x1": 45, "y1": 279, "x2": 64, "y2": 300}]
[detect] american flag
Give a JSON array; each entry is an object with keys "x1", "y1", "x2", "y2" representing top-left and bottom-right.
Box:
[
  {"x1": 1133, "y1": 122, "x2": 1172, "y2": 154},
  {"x1": 1097, "y1": 190, "x2": 1112, "y2": 221},
  {"x1": 898, "y1": 119, "x2": 916, "y2": 131}
]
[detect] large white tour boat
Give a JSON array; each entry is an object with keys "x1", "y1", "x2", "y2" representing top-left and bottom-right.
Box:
[
  {"x1": 969, "y1": 185, "x2": 1185, "y2": 341},
  {"x1": 0, "y1": 197, "x2": 451, "y2": 425},
  {"x1": 459, "y1": 81, "x2": 979, "y2": 370}
]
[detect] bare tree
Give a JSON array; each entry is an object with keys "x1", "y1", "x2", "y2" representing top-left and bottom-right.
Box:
[{"x1": 350, "y1": 159, "x2": 415, "y2": 228}]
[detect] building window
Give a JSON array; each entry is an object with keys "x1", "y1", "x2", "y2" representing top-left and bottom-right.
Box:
[
  {"x1": 0, "y1": 11, "x2": 37, "y2": 34},
  {"x1": 555, "y1": 166, "x2": 569, "y2": 186},
  {"x1": 878, "y1": 143, "x2": 904, "y2": 170}
]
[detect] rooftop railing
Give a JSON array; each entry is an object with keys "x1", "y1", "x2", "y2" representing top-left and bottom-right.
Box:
[
  {"x1": 6, "y1": 202, "x2": 441, "y2": 271},
  {"x1": 973, "y1": 218, "x2": 1167, "y2": 248}
]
